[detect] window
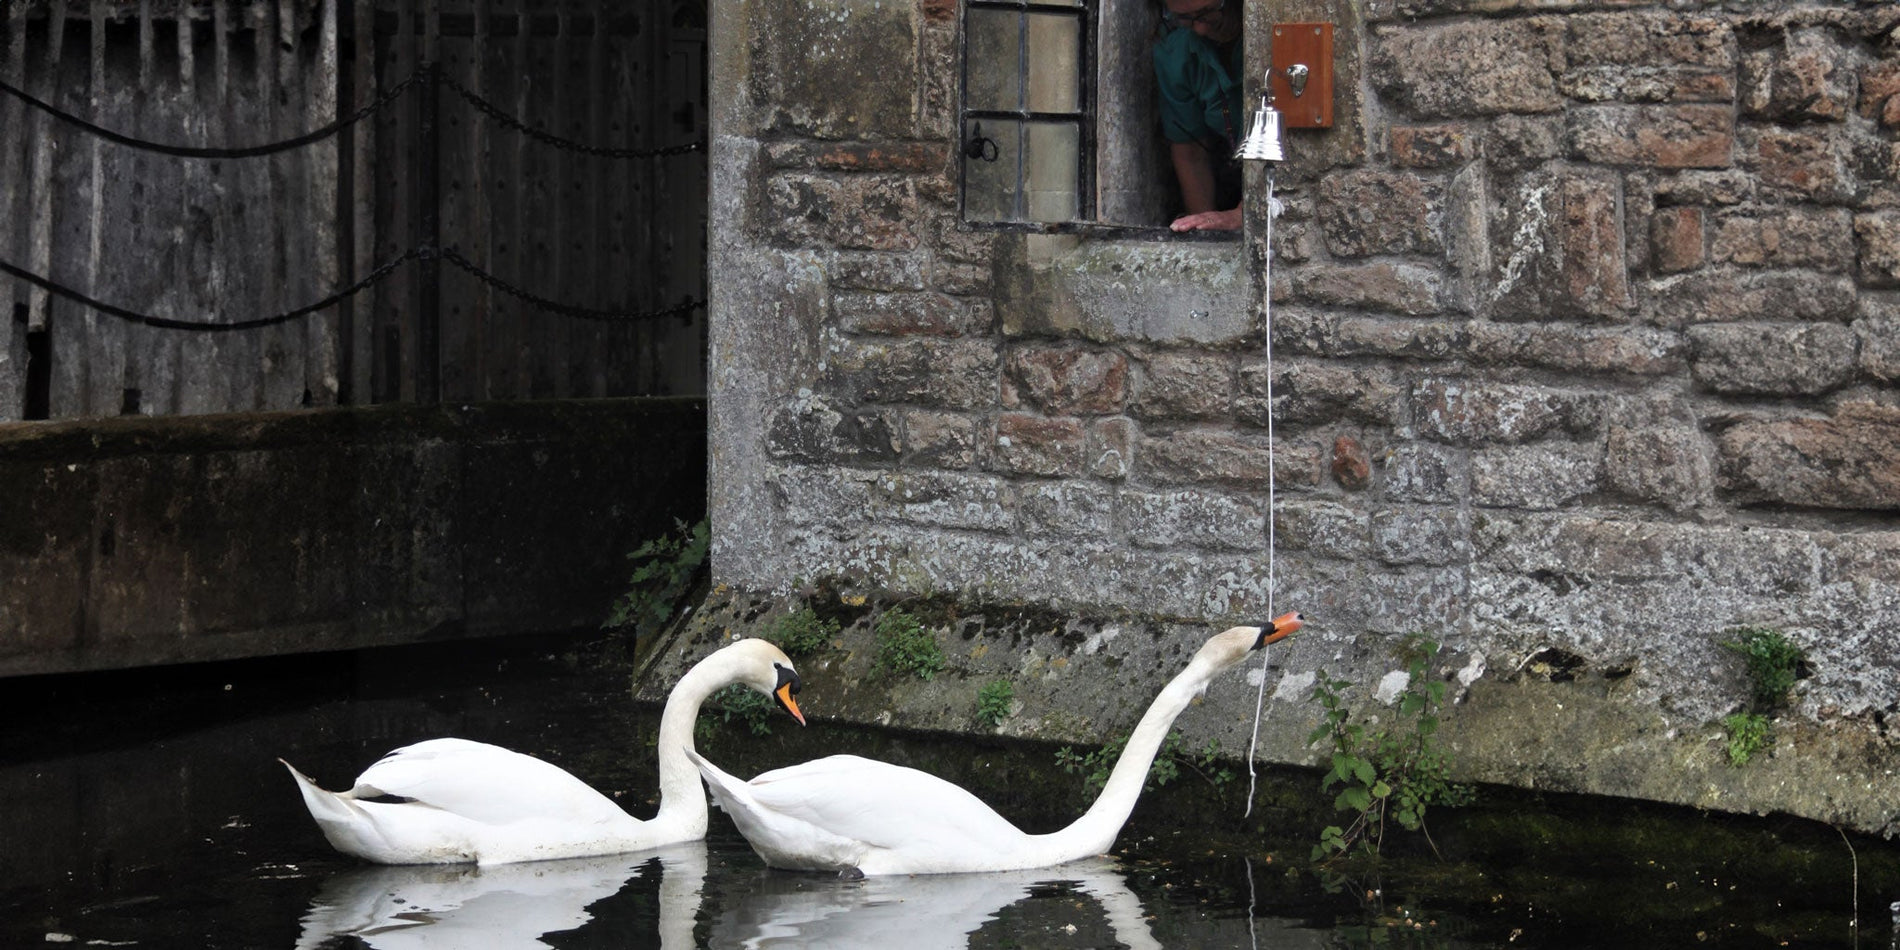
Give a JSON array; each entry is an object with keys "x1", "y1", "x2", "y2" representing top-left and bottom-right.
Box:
[{"x1": 959, "y1": 0, "x2": 1209, "y2": 231}]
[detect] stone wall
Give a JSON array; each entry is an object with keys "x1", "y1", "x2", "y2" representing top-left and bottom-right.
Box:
[{"x1": 707, "y1": 0, "x2": 1900, "y2": 833}]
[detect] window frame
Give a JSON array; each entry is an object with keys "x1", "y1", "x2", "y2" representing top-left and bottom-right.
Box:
[{"x1": 957, "y1": 0, "x2": 1098, "y2": 229}]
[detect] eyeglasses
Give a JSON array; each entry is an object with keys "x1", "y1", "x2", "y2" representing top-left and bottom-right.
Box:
[{"x1": 1162, "y1": 0, "x2": 1224, "y2": 27}]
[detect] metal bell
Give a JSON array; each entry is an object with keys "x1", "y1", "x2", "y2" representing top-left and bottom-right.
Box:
[{"x1": 1234, "y1": 95, "x2": 1284, "y2": 163}]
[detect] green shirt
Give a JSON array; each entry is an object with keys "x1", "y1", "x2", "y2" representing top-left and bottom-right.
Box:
[{"x1": 1153, "y1": 26, "x2": 1243, "y2": 149}]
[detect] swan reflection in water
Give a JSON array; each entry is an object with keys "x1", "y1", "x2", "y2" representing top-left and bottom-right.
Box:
[
  {"x1": 709, "y1": 856, "x2": 1162, "y2": 950},
  {"x1": 297, "y1": 843, "x2": 1303, "y2": 949},
  {"x1": 293, "y1": 842, "x2": 706, "y2": 950}
]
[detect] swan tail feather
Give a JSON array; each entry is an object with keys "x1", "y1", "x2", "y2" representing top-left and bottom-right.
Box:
[{"x1": 682, "y1": 746, "x2": 746, "y2": 814}]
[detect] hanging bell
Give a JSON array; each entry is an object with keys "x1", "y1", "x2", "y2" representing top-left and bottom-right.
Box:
[{"x1": 1234, "y1": 95, "x2": 1285, "y2": 163}]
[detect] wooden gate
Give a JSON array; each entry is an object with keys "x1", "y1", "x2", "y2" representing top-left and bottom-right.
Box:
[{"x1": 0, "y1": 0, "x2": 708, "y2": 422}]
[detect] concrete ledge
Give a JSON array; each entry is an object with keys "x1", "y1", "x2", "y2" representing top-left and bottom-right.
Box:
[
  {"x1": 637, "y1": 588, "x2": 1900, "y2": 839},
  {"x1": 0, "y1": 398, "x2": 706, "y2": 677}
]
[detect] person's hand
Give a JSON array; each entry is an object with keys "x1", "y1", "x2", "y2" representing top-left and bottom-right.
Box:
[{"x1": 1169, "y1": 207, "x2": 1241, "y2": 232}]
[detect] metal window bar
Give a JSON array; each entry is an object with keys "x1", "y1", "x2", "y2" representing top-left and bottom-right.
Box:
[{"x1": 959, "y1": 0, "x2": 1094, "y2": 225}]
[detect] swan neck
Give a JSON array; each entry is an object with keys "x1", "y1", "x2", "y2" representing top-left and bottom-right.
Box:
[
  {"x1": 1038, "y1": 663, "x2": 1208, "y2": 861},
  {"x1": 651, "y1": 652, "x2": 733, "y2": 829}
]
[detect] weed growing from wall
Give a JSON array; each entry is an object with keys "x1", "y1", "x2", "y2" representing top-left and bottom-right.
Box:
[
  {"x1": 1307, "y1": 636, "x2": 1473, "y2": 861},
  {"x1": 603, "y1": 518, "x2": 709, "y2": 639},
  {"x1": 770, "y1": 606, "x2": 839, "y2": 657},
  {"x1": 975, "y1": 679, "x2": 1014, "y2": 729},
  {"x1": 873, "y1": 608, "x2": 946, "y2": 680},
  {"x1": 1717, "y1": 627, "x2": 1806, "y2": 767}
]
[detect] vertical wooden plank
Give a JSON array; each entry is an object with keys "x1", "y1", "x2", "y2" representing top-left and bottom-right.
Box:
[
  {"x1": 545, "y1": 0, "x2": 568, "y2": 398},
  {"x1": 0, "y1": 2, "x2": 31, "y2": 420},
  {"x1": 30, "y1": 4, "x2": 71, "y2": 416},
  {"x1": 466, "y1": 0, "x2": 492, "y2": 400},
  {"x1": 502, "y1": 0, "x2": 530, "y2": 399},
  {"x1": 347, "y1": 0, "x2": 374, "y2": 404},
  {"x1": 580, "y1": 0, "x2": 605, "y2": 396},
  {"x1": 296, "y1": 0, "x2": 342, "y2": 406},
  {"x1": 308, "y1": 0, "x2": 341, "y2": 407},
  {"x1": 373, "y1": 0, "x2": 416, "y2": 403},
  {"x1": 150, "y1": 0, "x2": 197, "y2": 416},
  {"x1": 521, "y1": 0, "x2": 553, "y2": 397},
  {"x1": 436, "y1": 0, "x2": 475, "y2": 402},
  {"x1": 71, "y1": 0, "x2": 115, "y2": 418}
]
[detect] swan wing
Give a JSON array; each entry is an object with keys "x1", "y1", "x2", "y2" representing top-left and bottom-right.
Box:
[
  {"x1": 353, "y1": 738, "x2": 631, "y2": 829},
  {"x1": 741, "y1": 754, "x2": 1028, "y2": 857}
]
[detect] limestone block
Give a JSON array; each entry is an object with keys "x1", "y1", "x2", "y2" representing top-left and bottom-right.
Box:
[
  {"x1": 902, "y1": 410, "x2": 980, "y2": 469},
  {"x1": 834, "y1": 291, "x2": 990, "y2": 337},
  {"x1": 1709, "y1": 207, "x2": 1854, "y2": 272},
  {"x1": 1381, "y1": 442, "x2": 1468, "y2": 504},
  {"x1": 1388, "y1": 124, "x2": 1475, "y2": 168},
  {"x1": 1853, "y1": 212, "x2": 1900, "y2": 288},
  {"x1": 1411, "y1": 377, "x2": 1602, "y2": 445},
  {"x1": 1467, "y1": 323, "x2": 1686, "y2": 376},
  {"x1": 881, "y1": 471, "x2": 1018, "y2": 533},
  {"x1": 1716, "y1": 404, "x2": 1900, "y2": 509},
  {"x1": 1648, "y1": 270, "x2": 1855, "y2": 328},
  {"x1": 746, "y1": 0, "x2": 918, "y2": 139},
  {"x1": 1686, "y1": 323, "x2": 1857, "y2": 396},
  {"x1": 1237, "y1": 359, "x2": 1404, "y2": 427},
  {"x1": 1560, "y1": 11, "x2": 1734, "y2": 103},
  {"x1": 1603, "y1": 425, "x2": 1716, "y2": 512},
  {"x1": 1122, "y1": 489, "x2": 1266, "y2": 552},
  {"x1": 1017, "y1": 481, "x2": 1117, "y2": 540},
  {"x1": 832, "y1": 337, "x2": 1001, "y2": 410},
  {"x1": 1857, "y1": 310, "x2": 1900, "y2": 382},
  {"x1": 762, "y1": 173, "x2": 925, "y2": 251},
  {"x1": 827, "y1": 251, "x2": 927, "y2": 291},
  {"x1": 1472, "y1": 442, "x2": 1603, "y2": 510},
  {"x1": 1371, "y1": 506, "x2": 1469, "y2": 566},
  {"x1": 1649, "y1": 205, "x2": 1705, "y2": 273},
  {"x1": 1275, "y1": 498, "x2": 1371, "y2": 558},
  {"x1": 1002, "y1": 347, "x2": 1128, "y2": 416},
  {"x1": 993, "y1": 413, "x2": 1086, "y2": 477},
  {"x1": 1132, "y1": 351, "x2": 1231, "y2": 422},
  {"x1": 1318, "y1": 169, "x2": 1447, "y2": 258},
  {"x1": 1331, "y1": 316, "x2": 1467, "y2": 360},
  {"x1": 1567, "y1": 104, "x2": 1734, "y2": 169},
  {"x1": 1288, "y1": 261, "x2": 1442, "y2": 316},
  {"x1": 1745, "y1": 127, "x2": 1856, "y2": 204},
  {"x1": 765, "y1": 394, "x2": 900, "y2": 463},
  {"x1": 1139, "y1": 429, "x2": 1322, "y2": 492},
  {"x1": 1370, "y1": 18, "x2": 1561, "y2": 117},
  {"x1": 1740, "y1": 28, "x2": 1855, "y2": 123}
]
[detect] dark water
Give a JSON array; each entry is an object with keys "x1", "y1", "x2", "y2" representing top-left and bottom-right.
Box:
[{"x1": 2, "y1": 634, "x2": 1894, "y2": 949}]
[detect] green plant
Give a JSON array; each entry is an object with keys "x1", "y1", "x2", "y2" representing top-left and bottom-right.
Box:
[
  {"x1": 1723, "y1": 711, "x2": 1772, "y2": 766},
  {"x1": 770, "y1": 607, "x2": 839, "y2": 657},
  {"x1": 603, "y1": 518, "x2": 709, "y2": 638},
  {"x1": 873, "y1": 608, "x2": 945, "y2": 681},
  {"x1": 1307, "y1": 636, "x2": 1473, "y2": 862},
  {"x1": 698, "y1": 683, "x2": 777, "y2": 738},
  {"x1": 1055, "y1": 730, "x2": 1234, "y2": 797},
  {"x1": 1715, "y1": 627, "x2": 1803, "y2": 768},
  {"x1": 975, "y1": 679, "x2": 1014, "y2": 728},
  {"x1": 1720, "y1": 627, "x2": 1804, "y2": 710}
]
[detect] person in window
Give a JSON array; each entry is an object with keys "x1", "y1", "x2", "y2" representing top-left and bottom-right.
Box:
[{"x1": 1155, "y1": 0, "x2": 1243, "y2": 232}]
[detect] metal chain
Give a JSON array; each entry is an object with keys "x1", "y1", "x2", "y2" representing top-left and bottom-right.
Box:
[
  {"x1": 0, "y1": 71, "x2": 420, "y2": 159},
  {"x1": 0, "y1": 248, "x2": 422, "y2": 332},
  {"x1": 433, "y1": 70, "x2": 705, "y2": 159},
  {"x1": 437, "y1": 247, "x2": 704, "y2": 322}
]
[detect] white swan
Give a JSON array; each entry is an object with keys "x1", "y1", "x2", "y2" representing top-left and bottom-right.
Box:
[
  {"x1": 689, "y1": 613, "x2": 1302, "y2": 876},
  {"x1": 282, "y1": 638, "x2": 805, "y2": 866}
]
